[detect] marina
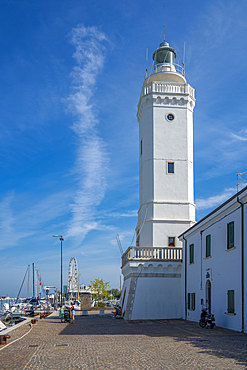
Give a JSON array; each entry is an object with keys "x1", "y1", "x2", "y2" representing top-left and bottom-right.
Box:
[
  {"x1": 0, "y1": 258, "x2": 118, "y2": 332},
  {"x1": 0, "y1": 297, "x2": 54, "y2": 331},
  {"x1": 0, "y1": 263, "x2": 55, "y2": 331}
]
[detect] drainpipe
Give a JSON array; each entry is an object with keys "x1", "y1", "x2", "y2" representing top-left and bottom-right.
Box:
[
  {"x1": 183, "y1": 236, "x2": 187, "y2": 319},
  {"x1": 200, "y1": 231, "x2": 203, "y2": 290},
  {"x1": 237, "y1": 197, "x2": 244, "y2": 333}
]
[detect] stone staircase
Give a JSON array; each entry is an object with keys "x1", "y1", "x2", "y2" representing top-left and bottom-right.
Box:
[{"x1": 124, "y1": 277, "x2": 138, "y2": 320}]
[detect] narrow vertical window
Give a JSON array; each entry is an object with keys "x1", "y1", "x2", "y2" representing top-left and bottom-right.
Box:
[
  {"x1": 168, "y1": 162, "x2": 174, "y2": 173},
  {"x1": 227, "y1": 290, "x2": 235, "y2": 313},
  {"x1": 136, "y1": 229, "x2": 140, "y2": 246},
  {"x1": 122, "y1": 289, "x2": 126, "y2": 308},
  {"x1": 188, "y1": 293, "x2": 190, "y2": 310},
  {"x1": 168, "y1": 237, "x2": 175, "y2": 247},
  {"x1": 191, "y1": 293, "x2": 195, "y2": 310},
  {"x1": 140, "y1": 140, "x2": 142, "y2": 156},
  {"x1": 206, "y1": 235, "x2": 211, "y2": 257},
  {"x1": 189, "y1": 244, "x2": 194, "y2": 263},
  {"x1": 227, "y1": 221, "x2": 234, "y2": 249},
  {"x1": 188, "y1": 293, "x2": 195, "y2": 310}
]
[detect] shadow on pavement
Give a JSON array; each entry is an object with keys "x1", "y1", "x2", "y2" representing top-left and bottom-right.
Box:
[{"x1": 48, "y1": 315, "x2": 247, "y2": 368}]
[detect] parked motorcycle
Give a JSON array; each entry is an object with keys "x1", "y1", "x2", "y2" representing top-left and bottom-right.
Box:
[{"x1": 199, "y1": 308, "x2": 215, "y2": 329}]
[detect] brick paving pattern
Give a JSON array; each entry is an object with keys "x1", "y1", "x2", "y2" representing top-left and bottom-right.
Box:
[{"x1": 0, "y1": 312, "x2": 247, "y2": 369}]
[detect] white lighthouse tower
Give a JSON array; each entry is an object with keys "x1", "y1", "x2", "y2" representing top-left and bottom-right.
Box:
[
  {"x1": 121, "y1": 38, "x2": 196, "y2": 320},
  {"x1": 137, "y1": 42, "x2": 195, "y2": 249}
]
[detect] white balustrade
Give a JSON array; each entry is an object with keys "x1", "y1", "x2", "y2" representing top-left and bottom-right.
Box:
[
  {"x1": 142, "y1": 82, "x2": 194, "y2": 100},
  {"x1": 145, "y1": 63, "x2": 184, "y2": 78},
  {"x1": 121, "y1": 246, "x2": 182, "y2": 267}
]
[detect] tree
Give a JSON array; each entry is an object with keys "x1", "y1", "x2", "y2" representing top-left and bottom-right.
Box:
[
  {"x1": 88, "y1": 278, "x2": 110, "y2": 305},
  {"x1": 107, "y1": 288, "x2": 121, "y2": 299}
]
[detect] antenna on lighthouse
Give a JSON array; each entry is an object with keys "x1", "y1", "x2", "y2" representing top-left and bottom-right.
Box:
[
  {"x1": 163, "y1": 6, "x2": 165, "y2": 41},
  {"x1": 146, "y1": 48, "x2": 148, "y2": 72},
  {"x1": 183, "y1": 42, "x2": 186, "y2": 75}
]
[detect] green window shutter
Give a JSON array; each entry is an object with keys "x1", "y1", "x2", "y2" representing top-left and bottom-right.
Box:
[
  {"x1": 227, "y1": 290, "x2": 234, "y2": 313},
  {"x1": 188, "y1": 293, "x2": 190, "y2": 309},
  {"x1": 192, "y1": 293, "x2": 195, "y2": 310},
  {"x1": 188, "y1": 293, "x2": 195, "y2": 310},
  {"x1": 206, "y1": 235, "x2": 211, "y2": 257},
  {"x1": 189, "y1": 244, "x2": 194, "y2": 263},
  {"x1": 227, "y1": 222, "x2": 234, "y2": 249}
]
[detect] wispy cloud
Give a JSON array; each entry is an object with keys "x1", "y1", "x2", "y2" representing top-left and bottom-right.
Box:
[
  {"x1": 0, "y1": 193, "x2": 32, "y2": 249},
  {"x1": 0, "y1": 190, "x2": 72, "y2": 250},
  {"x1": 195, "y1": 187, "x2": 236, "y2": 210},
  {"x1": 194, "y1": 119, "x2": 247, "y2": 182},
  {"x1": 103, "y1": 210, "x2": 137, "y2": 218},
  {"x1": 66, "y1": 25, "x2": 109, "y2": 241},
  {"x1": 231, "y1": 129, "x2": 247, "y2": 142},
  {"x1": 0, "y1": 192, "x2": 15, "y2": 234},
  {"x1": 203, "y1": 2, "x2": 235, "y2": 48},
  {"x1": 186, "y1": 1, "x2": 246, "y2": 84}
]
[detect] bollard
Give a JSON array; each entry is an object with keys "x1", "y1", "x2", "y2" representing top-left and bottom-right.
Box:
[
  {"x1": 81, "y1": 309, "x2": 88, "y2": 316},
  {"x1": 99, "y1": 309, "x2": 104, "y2": 315}
]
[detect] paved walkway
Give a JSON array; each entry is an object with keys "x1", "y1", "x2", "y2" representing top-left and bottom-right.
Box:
[{"x1": 0, "y1": 311, "x2": 247, "y2": 369}]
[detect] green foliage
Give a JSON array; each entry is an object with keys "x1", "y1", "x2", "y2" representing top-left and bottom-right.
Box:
[
  {"x1": 107, "y1": 288, "x2": 121, "y2": 299},
  {"x1": 88, "y1": 277, "x2": 110, "y2": 304},
  {"x1": 98, "y1": 302, "x2": 105, "y2": 307}
]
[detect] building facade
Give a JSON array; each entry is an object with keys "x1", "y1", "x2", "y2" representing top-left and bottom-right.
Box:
[
  {"x1": 121, "y1": 39, "x2": 196, "y2": 320},
  {"x1": 179, "y1": 186, "x2": 247, "y2": 332}
]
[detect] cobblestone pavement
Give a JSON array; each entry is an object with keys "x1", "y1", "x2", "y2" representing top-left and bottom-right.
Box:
[{"x1": 0, "y1": 312, "x2": 247, "y2": 370}]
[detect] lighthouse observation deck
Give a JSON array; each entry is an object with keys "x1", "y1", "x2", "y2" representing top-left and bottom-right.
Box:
[
  {"x1": 145, "y1": 61, "x2": 184, "y2": 79},
  {"x1": 121, "y1": 246, "x2": 182, "y2": 268},
  {"x1": 140, "y1": 78, "x2": 195, "y2": 100}
]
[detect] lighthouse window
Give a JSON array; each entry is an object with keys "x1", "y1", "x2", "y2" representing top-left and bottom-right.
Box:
[
  {"x1": 168, "y1": 162, "x2": 174, "y2": 173},
  {"x1": 166, "y1": 113, "x2": 174, "y2": 121},
  {"x1": 168, "y1": 237, "x2": 175, "y2": 247},
  {"x1": 141, "y1": 140, "x2": 142, "y2": 156}
]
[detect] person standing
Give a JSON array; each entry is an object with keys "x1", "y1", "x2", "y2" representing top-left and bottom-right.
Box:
[
  {"x1": 59, "y1": 306, "x2": 64, "y2": 323},
  {"x1": 71, "y1": 302, "x2": 75, "y2": 324}
]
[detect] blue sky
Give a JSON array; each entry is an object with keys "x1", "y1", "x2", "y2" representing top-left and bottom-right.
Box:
[{"x1": 1, "y1": 0, "x2": 247, "y2": 297}]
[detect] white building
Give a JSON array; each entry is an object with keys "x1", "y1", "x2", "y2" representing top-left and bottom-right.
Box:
[
  {"x1": 179, "y1": 186, "x2": 247, "y2": 333},
  {"x1": 120, "y1": 39, "x2": 196, "y2": 320},
  {"x1": 120, "y1": 36, "x2": 247, "y2": 332}
]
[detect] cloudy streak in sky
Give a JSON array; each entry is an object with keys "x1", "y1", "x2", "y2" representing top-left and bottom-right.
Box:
[
  {"x1": 67, "y1": 25, "x2": 109, "y2": 241},
  {"x1": 195, "y1": 187, "x2": 236, "y2": 211}
]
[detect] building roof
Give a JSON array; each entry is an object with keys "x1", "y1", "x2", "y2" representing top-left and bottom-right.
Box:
[{"x1": 178, "y1": 185, "x2": 247, "y2": 239}]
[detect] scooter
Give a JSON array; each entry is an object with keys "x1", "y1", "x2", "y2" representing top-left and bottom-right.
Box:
[{"x1": 199, "y1": 308, "x2": 215, "y2": 329}]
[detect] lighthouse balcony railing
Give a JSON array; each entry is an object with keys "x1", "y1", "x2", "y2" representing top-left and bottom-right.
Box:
[
  {"x1": 141, "y1": 81, "x2": 195, "y2": 99},
  {"x1": 121, "y1": 246, "x2": 182, "y2": 268},
  {"x1": 145, "y1": 62, "x2": 185, "y2": 79}
]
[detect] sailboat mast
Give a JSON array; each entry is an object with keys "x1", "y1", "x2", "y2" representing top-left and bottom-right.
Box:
[
  {"x1": 27, "y1": 264, "x2": 30, "y2": 298},
  {"x1": 32, "y1": 263, "x2": 35, "y2": 298}
]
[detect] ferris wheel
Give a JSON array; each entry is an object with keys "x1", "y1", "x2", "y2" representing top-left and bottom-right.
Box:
[{"x1": 68, "y1": 257, "x2": 78, "y2": 293}]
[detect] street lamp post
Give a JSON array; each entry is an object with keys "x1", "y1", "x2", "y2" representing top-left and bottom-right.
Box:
[{"x1": 53, "y1": 235, "x2": 64, "y2": 306}]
